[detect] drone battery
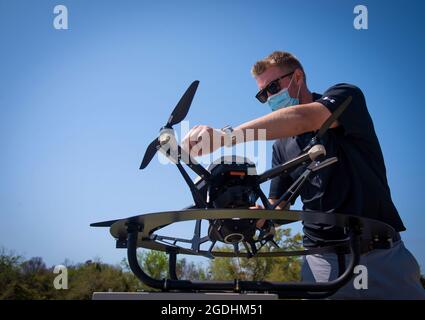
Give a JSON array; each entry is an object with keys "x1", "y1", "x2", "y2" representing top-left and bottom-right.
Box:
[{"x1": 207, "y1": 157, "x2": 258, "y2": 209}]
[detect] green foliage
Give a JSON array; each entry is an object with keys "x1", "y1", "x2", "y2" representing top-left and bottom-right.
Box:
[
  {"x1": 0, "y1": 248, "x2": 143, "y2": 300},
  {"x1": 64, "y1": 260, "x2": 140, "y2": 299},
  {"x1": 0, "y1": 249, "x2": 22, "y2": 297},
  {"x1": 0, "y1": 229, "x2": 302, "y2": 299},
  {"x1": 0, "y1": 247, "x2": 213, "y2": 299},
  {"x1": 208, "y1": 228, "x2": 303, "y2": 281},
  {"x1": 3, "y1": 229, "x2": 423, "y2": 300},
  {"x1": 140, "y1": 250, "x2": 168, "y2": 279},
  {"x1": 177, "y1": 258, "x2": 209, "y2": 281},
  {"x1": 0, "y1": 250, "x2": 54, "y2": 300}
]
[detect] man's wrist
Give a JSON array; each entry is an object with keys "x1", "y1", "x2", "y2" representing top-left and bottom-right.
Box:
[{"x1": 220, "y1": 125, "x2": 236, "y2": 147}]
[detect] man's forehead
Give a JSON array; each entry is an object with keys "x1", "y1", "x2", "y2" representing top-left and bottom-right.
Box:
[{"x1": 256, "y1": 66, "x2": 288, "y2": 89}]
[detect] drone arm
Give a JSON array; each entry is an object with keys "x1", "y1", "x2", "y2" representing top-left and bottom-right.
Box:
[
  {"x1": 191, "y1": 219, "x2": 202, "y2": 251},
  {"x1": 156, "y1": 128, "x2": 211, "y2": 182},
  {"x1": 257, "y1": 144, "x2": 326, "y2": 184},
  {"x1": 271, "y1": 168, "x2": 312, "y2": 210},
  {"x1": 271, "y1": 157, "x2": 338, "y2": 210},
  {"x1": 255, "y1": 186, "x2": 272, "y2": 210},
  {"x1": 155, "y1": 131, "x2": 210, "y2": 208},
  {"x1": 303, "y1": 96, "x2": 352, "y2": 152},
  {"x1": 176, "y1": 162, "x2": 207, "y2": 208},
  {"x1": 257, "y1": 153, "x2": 307, "y2": 184},
  {"x1": 257, "y1": 98, "x2": 350, "y2": 186},
  {"x1": 177, "y1": 145, "x2": 211, "y2": 180}
]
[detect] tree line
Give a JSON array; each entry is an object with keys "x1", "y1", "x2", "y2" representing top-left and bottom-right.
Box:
[{"x1": 1, "y1": 228, "x2": 423, "y2": 299}]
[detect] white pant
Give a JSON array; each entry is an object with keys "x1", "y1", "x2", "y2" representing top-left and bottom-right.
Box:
[{"x1": 301, "y1": 240, "x2": 425, "y2": 299}]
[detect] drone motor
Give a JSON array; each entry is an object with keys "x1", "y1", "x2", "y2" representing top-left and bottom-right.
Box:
[{"x1": 208, "y1": 218, "x2": 257, "y2": 245}]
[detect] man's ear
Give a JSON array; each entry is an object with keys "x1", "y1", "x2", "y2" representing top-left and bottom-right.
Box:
[{"x1": 294, "y1": 68, "x2": 304, "y2": 86}]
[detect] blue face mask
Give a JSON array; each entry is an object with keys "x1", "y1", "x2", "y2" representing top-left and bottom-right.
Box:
[{"x1": 267, "y1": 76, "x2": 300, "y2": 112}]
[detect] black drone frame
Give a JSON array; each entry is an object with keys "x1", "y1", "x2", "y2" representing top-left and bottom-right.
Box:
[{"x1": 91, "y1": 81, "x2": 395, "y2": 299}]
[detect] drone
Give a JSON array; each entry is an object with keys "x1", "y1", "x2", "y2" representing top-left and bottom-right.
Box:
[{"x1": 91, "y1": 81, "x2": 395, "y2": 299}]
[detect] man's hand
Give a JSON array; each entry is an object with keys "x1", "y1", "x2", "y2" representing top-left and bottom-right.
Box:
[
  {"x1": 182, "y1": 125, "x2": 224, "y2": 157},
  {"x1": 250, "y1": 199, "x2": 288, "y2": 228},
  {"x1": 250, "y1": 203, "x2": 266, "y2": 228}
]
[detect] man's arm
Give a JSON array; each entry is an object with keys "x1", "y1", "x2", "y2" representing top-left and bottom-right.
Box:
[
  {"x1": 234, "y1": 101, "x2": 338, "y2": 142},
  {"x1": 182, "y1": 101, "x2": 337, "y2": 156},
  {"x1": 270, "y1": 198, "x2": 288, "y2": 209}
]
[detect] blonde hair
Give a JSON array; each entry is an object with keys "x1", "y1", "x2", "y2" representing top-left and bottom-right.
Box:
[{"x1": 251, "y1": 51, "x2": 306, "y2": 82}]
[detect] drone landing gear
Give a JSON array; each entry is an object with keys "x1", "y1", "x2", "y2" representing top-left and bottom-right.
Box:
[
  {"x1": 126, "y1": 222, "x2": 361, "y2": 299},
  {"x1": 168, "y1": 249, "x2": 179, "y2": 280}
]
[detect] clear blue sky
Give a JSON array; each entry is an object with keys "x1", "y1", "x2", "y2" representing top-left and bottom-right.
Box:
[{"x1": 1, "y1": 0, "x2": 424, "y2": 271}]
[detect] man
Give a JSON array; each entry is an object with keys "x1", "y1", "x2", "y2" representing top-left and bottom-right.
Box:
[{"x1": 182, "y1": 51, "x2": 425, "y2": 299}]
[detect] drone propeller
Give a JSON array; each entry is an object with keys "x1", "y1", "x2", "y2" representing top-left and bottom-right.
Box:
[
  {"x1": 167, "y1": 80, "x2": 200, "y2": 127},
  {"x1": 139, "y1": 80, "x2": 200, "y2": 170},
  {"x1": 139, "y1": 138, "x2": 161, "y2": 170}
]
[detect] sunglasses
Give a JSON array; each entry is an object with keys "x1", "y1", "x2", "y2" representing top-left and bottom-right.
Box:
[{"x1": 255, "y1": 71, "x2": 294, "y2": 103}]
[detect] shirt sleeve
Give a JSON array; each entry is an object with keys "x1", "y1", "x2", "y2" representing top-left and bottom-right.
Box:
[
  {"x1": 315, "y1": 83, "x2": 373, "y2": 138},
  {"x1": 268, "y1": 140, "x2": 295, "y2": 200}
]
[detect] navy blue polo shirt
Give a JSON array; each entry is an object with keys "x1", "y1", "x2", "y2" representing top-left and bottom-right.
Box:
[{"x1": 269, "y1": 83, "x2": 406, "y2": 247}]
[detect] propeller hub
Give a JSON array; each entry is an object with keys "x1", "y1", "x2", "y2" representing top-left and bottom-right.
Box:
[
  {"x1": 158, "y1": 128, "x2": 175, "y2": 146},
  {"x1": 159, "y1": 133, "x2": 171, "y2": 146},
  {"x1": 139, "y1": 81, "x2": 199, "y2": 170},
  {"x1": 308, "y1": 144, "x2": 326, "y2": 160}
]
